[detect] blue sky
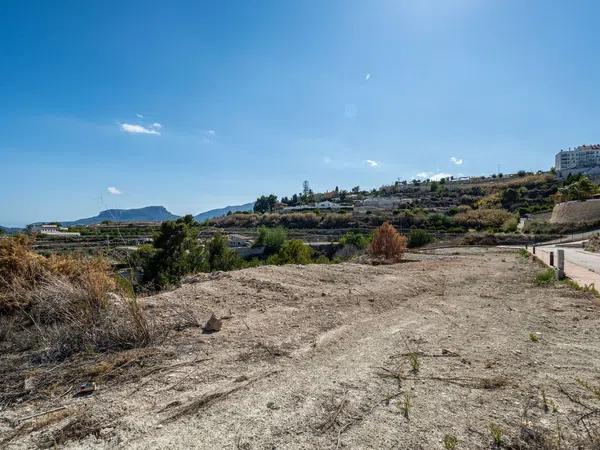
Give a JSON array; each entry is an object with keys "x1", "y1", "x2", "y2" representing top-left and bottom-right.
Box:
[{"x1": 2, "y1": 0, "x2": 600, "y2": 227}]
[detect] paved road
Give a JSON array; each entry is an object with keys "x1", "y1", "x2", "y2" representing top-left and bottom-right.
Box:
[
  {"x1": 538, "y1": 245, "x2": 600, "y2": 275},
  {"x1": 542, "y1": 228, "x2": 600, "y2": 245}
]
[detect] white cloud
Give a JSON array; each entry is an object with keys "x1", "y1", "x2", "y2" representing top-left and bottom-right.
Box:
[
  {"x1": 120, "y1": 122, "x2": 161, "y2": 135},
  {"x1": 365, "y1": 73, "x2": 371, "y2": 81},
  {"x1": 107, "y1": 186, "x2": 122, "y2": 195},
  {"x1": 201, "y1": 129, "x2": 216, "y2": 143},
  {"x1": 136, "y1": 113, "x2": 144, "y2": 119},
  {"x1": 365, "y1": 159, "x2": 379, "y2": 168},
  {"x1": 415, "y1": 171, "x2": 452, "y2": 181},
  {"x1": 450, "y1": 156, "x2": 463, "y2": 165}
]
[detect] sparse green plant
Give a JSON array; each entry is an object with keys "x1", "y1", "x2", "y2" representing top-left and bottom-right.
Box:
[
  {"x1": 489, "y1": 423, "x2": 503, "y2": 447},
  {"x1": 400, "y1": 393, "x2": 412, "y2": 419},
  {"x1": 534, "y1": 268, "x2": 555, "y2": 286},
  {"x1": 561, "y1": 279, "x2": 600, "y2": 298},
  {"x1": 408, "y1": 352, "x2": 421, "y2": 373},
  {"x1": 443, "y1": 434, "x2": 458, "y2": 450},
  {"x1": 529, "y1": 333, "x2": 540, "y2": 342},
  {"x1": 518, "y1": 248, "x2": 530, "y2": 259}
]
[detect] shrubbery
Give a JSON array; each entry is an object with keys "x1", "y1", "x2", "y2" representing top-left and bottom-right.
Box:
[
  {"x1": 368, "y1": 222, "x2": 407, "y2": 262},
  {"x1": 339, "y1": 231, "x2": 371, "y2": 249},
  {"x1": 267, "y1": 240, "x2": 314, "y2": 265},
  {"x1": 407, "y1": 229, "x2": 434, "y2": 248},
  {"x1": 255, "y1": 226, "x2": 287, "y2": 255},
  {"x1": 0, "y1": 236, "x2": 152, "y2": 362}
]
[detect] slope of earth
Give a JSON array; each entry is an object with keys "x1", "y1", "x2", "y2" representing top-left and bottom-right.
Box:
[{"x1": 2, "y1": 248, "x2": 599, "y2": 449}]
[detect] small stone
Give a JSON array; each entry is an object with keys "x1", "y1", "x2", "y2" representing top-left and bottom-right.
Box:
[{"x1": 203, "y1": 313, "x2": 222, "y2": 333}]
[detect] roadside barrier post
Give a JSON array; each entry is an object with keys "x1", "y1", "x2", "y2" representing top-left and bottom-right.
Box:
[
  {"x1": 556, "y1": 249, "x2": 565, "y2": 280},
  {"x1": 549, "y1": 252, "x2": 554, "y2": 267},
  {"x1": 532, "y1": 245, "x2": 536, "y2": 255}
]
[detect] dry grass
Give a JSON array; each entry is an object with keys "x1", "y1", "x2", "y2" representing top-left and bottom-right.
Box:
[
  {"x1": 0, "y1": 236, "x2": 157, "y2": 408},
  {"x1": 0, "y1": 235, "x2": 115, "y2": 313}
]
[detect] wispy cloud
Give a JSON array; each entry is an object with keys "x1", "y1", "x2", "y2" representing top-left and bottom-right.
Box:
[
  {"x1": 365, "y1": 159, "x2": 379, "y2": 168},
  {"x1": 107, "y1": 186, "x2": 122, "y2": 195},
  {"x1": 136, "y1": 113, "x2": 144, "y2": 119},
  {"x1": 415, "y1": 171, "x2": 452, "y2": 181},
  {"x1": 365, "y1": 73, "x2": 371, "y2": 81},
  {"x1": 202, "y1": 129, "x2": 216, "y2": 143},
  {"x1": 450, "y1": 156, "x2": 463, "y2": 165},
  {"x1": 120, "y1": 122, "x2": 161, "y2": 135}
]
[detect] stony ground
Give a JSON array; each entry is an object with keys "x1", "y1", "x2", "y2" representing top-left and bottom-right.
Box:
[{"x1": 1, "y1": 247, "x2": 600, "y2": 449}]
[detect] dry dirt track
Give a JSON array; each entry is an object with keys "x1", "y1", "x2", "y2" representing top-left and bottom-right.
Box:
[{"x1": 3, "y1": 248, "x2": 600, "y2": 449}]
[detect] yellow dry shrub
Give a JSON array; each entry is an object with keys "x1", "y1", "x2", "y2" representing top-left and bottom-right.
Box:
[{"x1": 0, "y1": 236, "x2": 115, "y2": 313}]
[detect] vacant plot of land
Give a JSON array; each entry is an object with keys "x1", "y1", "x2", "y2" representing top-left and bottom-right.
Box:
[{"x1": 1, "y1": 248, "x2": 599, "y2": 449}]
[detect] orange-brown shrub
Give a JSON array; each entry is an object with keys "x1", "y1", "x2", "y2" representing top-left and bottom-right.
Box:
[{"x1": 368, "y1": 222, "x2": 407, "y2": 262}]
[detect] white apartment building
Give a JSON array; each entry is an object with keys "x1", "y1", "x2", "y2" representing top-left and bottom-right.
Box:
[{"x1": 555, "y1": 145, "x2": 600, "y2": 177}]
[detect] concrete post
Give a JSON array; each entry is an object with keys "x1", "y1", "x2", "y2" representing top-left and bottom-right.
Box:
[
  {"x1": 556, "y1": 249, "x2": 565, "y2": 280},
  {"x1": 525, "y1": 243, "x2": 528, "y2": 250},
  {"x1": 549, "y1": 251, "x2": 554, "y2": 267},
  {"x1": 532, "y1": 245, "x2": 536, "y2": 255}
]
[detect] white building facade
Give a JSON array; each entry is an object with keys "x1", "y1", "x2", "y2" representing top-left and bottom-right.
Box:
[{"x1": 555, "y1": 145, "x2": 600, "y2": 177}]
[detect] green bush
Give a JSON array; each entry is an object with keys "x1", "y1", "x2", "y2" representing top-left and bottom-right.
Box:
[
  {"x1": 206, "y1": 233, "x2": 243, "y2": 272},
  {"x1": 407, "y1": 229, "x2": 434, "y2": 248},
  {"x1": 255, "y1": 226, "x2": 287, "y2": 255},
  {"x1": 339, "y1": 231, "x2": 371, "y2": 249},
  {"x1": 267, "y1": 240, "x2": 313, "y2": 265}
]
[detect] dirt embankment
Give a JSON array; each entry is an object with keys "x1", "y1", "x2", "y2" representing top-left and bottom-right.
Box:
[{"x1": 1, "y1": 248, "x2": 599, "y2": 449}]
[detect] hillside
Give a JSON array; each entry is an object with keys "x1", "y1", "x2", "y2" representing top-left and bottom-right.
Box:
[
  {"x1": 194, "y1": 202, "x2": 254, "y2": 222},
  {"x1": 0, "y1": 226, "x2": 22, "y2": 235}
]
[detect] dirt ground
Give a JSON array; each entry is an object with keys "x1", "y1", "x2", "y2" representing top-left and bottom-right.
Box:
[{"x1": 1, "y1": 247, "x2": 600, "y2": 449}]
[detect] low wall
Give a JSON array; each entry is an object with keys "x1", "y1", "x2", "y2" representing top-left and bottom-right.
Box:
[{"x1": 550, "y1": 198, "x2": 600, "y2": 224}]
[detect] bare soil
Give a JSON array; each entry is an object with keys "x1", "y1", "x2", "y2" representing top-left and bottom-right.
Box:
[{"x1": 1, "y1": 247, "x2": 599, "y2": 449}]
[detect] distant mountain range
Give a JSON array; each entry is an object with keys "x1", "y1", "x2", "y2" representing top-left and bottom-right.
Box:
[
  {"x1": 26, "y1": 202, "x2": 255, "y2": 227},
  {"x1": 61, "y1": 206, "x2": 180, "y2": 226},
  {"x1": 194, "y1": 202, "x2": 254, "y2": 222},
  {"x1": 0, "y1": 226, "x2": 22, "y2": 235}
]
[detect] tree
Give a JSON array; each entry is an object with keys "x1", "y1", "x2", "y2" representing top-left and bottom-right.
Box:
[
  {"x1": 138, "y1": 215, "x2": 204, "y2": 289},
  {"x1": 501, "y1": 188, "x2": 520, "y2": 209},
  {"x1": 254, "y1": 194, "x2": 278, "y2": 213},
  {"x1": 556, "y1": 175, "x2": 599, "y2": 202},
  {"x1": 368, "y1": 222, "x2": 407, "y2": 262},
  {"x1": 303, "y1": 180, "x2": 310, "y2": 196},
  {"x1": 206, "y1": 233, "x2": 242, "y2": 271}
]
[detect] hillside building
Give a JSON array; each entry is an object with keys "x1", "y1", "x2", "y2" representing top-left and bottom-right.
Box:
[
  {"x1": 555, "y1": 145, "x2": 600, "y2": 177},
  {"x1": 37, "y1": 224, "x2": 80, "y2": 237}
]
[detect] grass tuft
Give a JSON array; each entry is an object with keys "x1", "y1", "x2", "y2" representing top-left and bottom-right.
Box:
[{"x1": 534, "y1": 268, "x2": 555, "y2": 286}]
